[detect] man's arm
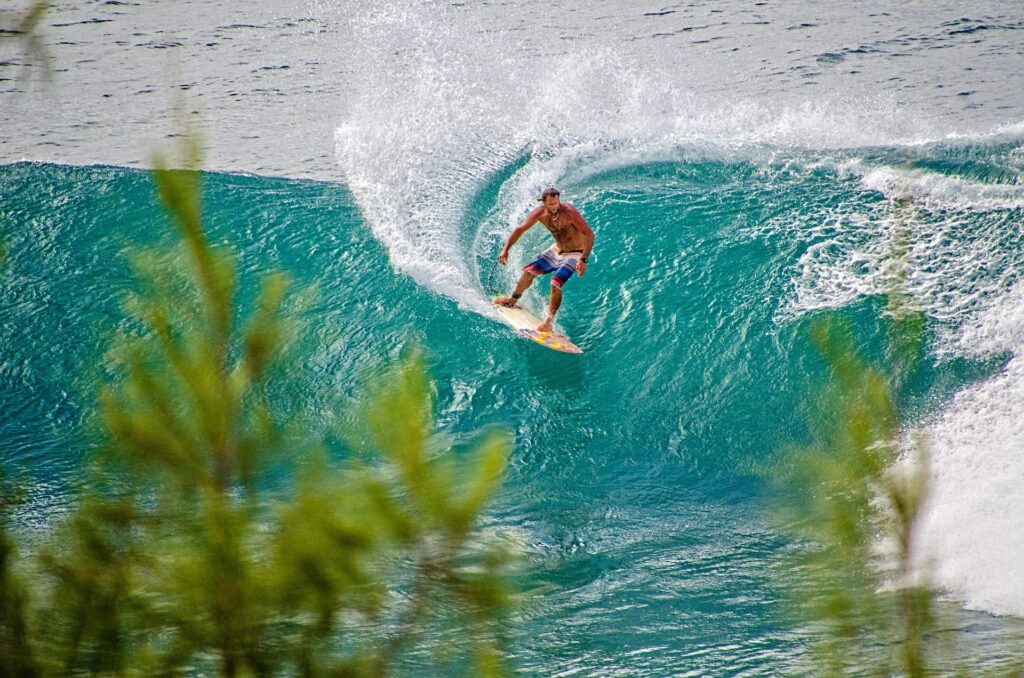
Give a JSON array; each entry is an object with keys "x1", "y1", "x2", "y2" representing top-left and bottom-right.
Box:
[
  {"x1": 572, "y1": 208, "x2": 595, "y2": 277},
  {"x1": 498, "y1": 207, "x2": 542, "y2": 265}
]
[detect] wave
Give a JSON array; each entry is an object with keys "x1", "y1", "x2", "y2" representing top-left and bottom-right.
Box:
[
  {"x1": 331, "y1": 2, "x2": 1021, "y2": 313},
  {"x1": 783, "y1": 151, "x2": 1024, "y2": 617},
  {"x1": 329, "y1": 1, "x2": 1024, "y2": 621}
]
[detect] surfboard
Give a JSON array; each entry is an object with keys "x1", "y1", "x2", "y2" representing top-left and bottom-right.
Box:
[{"x1": 493, "y1": 299, "x2": 583, "y2": 354}]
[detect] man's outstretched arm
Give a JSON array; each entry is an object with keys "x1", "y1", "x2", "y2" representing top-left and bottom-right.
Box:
[{"x1": 499, "y1": 207, "x2": 542, "y2": 265}]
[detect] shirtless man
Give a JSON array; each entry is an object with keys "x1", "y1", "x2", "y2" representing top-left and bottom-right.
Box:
[{"x1": 494, "y1": 187, "x2": 595, "y2": 332}]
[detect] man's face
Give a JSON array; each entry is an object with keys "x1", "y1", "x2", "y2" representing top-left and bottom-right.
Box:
[{"x1": 544, "y1": 195, "x2": 560, "y2": 213}]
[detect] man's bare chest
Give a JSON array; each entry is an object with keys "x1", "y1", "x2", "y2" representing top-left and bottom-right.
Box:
[{"x1": 540, "y1": 214, "x2": 577, "y2": 239}]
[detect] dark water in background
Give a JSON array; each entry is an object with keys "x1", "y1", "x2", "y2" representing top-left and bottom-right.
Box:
[{"x1": 3, "y1": 1, "x2": 1024, "y2": 674}]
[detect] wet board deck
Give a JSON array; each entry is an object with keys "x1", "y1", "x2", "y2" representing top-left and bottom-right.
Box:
[{"x1": 493, "y1": 299, "x2": 583, "y2": 354}]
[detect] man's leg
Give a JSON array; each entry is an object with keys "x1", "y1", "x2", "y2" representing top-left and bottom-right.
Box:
[
  {"x1": 494, "y1": 271, "x2": 536, "y2": 307},
  {"x1": 537, "y1": 285, "x2": 562, "y2": 332},
  {"x1": 537, "y1": 261, "x2": 576, "y2": 331}
]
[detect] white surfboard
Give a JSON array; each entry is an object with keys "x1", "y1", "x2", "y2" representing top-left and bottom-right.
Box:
[{"x1": 493, "y1": 298, "x2": 583, "y2": 354}]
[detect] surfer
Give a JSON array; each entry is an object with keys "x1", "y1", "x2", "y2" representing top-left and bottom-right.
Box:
[{"x1": 494, "y1": 187, "x2": 595, "y2": 332}]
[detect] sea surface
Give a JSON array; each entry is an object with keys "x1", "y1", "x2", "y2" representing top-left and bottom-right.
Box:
[{"x1": 3, "y1": 1, "x2": 1024, "y2": 674}]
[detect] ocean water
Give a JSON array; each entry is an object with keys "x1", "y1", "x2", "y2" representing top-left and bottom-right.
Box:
[{"x1": 3, "y1": 1, "x2": 1024, "y2": 674}]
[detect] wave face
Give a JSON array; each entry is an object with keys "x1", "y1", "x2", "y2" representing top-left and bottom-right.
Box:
[
  {"x1": 331, "y1": 0, "x2": 1024, "y2": 636},
  {"x1": 4, "y1": 0, "x2": 1024, "y2": 673},
  {"x1": 5, "y1": 136, "x2": 1024, "y2": 671}
]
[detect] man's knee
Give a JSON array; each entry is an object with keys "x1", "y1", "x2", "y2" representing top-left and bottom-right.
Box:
[{"x1": 551, "y1": 271, "x2": 573, "y2": 290}]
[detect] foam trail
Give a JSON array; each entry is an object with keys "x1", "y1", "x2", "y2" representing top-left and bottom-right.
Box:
[{"x1": 333, "y1": 2, "x2": 529, "y2": 314}]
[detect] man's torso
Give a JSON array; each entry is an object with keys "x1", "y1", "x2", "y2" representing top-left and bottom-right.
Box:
[{"x1": 537, "y1": 204, "x2": 586, "y2": 252}]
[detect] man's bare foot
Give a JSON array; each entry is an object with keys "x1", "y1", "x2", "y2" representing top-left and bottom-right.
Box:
[
  {"x1": 494, "y1": 296, "x2": 517, "y2": 308},
  {"x1": 536, "y1": 318, "x2": 554, "y2": 332}
]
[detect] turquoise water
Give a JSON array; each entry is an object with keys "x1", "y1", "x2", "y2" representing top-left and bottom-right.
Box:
[
  {"x1": 4, "y1": 141, "x2": 1023, "y2": 672},
  {"x1": 5, "y1": 0, "x2": 1024, "y2": 672}
]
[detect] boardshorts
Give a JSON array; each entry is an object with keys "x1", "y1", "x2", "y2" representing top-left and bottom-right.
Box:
[{"x1": 523, "y1": 246, "x2": 584, "y2": 289}]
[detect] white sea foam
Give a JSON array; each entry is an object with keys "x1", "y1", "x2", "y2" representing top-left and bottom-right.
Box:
[
  {"x1": 913, "y1": 286, "x2": 1024, "y2": 616},
  {"x1": 856, "y1": 165, "x2": 1024, "y2": 212},
  {"x1": 789, "y1": 165, "x2": 1024, "y2": 334}
]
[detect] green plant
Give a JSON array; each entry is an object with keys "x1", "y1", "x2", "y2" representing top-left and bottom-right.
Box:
[
  {"x1": 0, "y1": 1, "x2": 52, "y2": 85},
  {"x1": 777, "y1": 197, "x2": 938, "y2": 677},
  {"x1": 1, "y1": 137, "x2": 517, "y2": 676},
  {"x1": 782, "y1": 314, "x2": 931, "y2": 677},
  {"x1": 0, "y1": 469, "x2": 37, "y2": 677}
]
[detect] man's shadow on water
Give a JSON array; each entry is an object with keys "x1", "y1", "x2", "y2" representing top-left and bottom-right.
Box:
[{"x1": 517, "y1": 342, "x2": 587, "y2": 391}]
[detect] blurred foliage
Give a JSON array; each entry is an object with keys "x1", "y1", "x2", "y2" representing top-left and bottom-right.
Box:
[
  {"x1": 1, "y1": 2, "x2": 51, "y2": 268},
  {"x1": 783, "y1": 316, "x2": 934, "y2": 677},
  {"x1": 0, "y1": 137, "x2": 517, "y2": 676},
  {"x1": 778, "y1": 197, "x2": 1024, "y2": 676},
  {"x1": 1, "y1": 468, "x2": 37, "y2": 677},
  {"x1": 1, "y1": 2, "x2": 53, "y2": 268},
  {"x1": 776, "y1": 197, "x2": 944, "y2": 677},
  {"x1": 0, "y1": 1, "x2": 52, "y2": 85}
]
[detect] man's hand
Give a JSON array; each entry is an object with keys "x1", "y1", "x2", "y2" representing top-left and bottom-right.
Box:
[
  {"x1": 498, "y1": 248, "x2": 509, "y2": 265},
  {"x1": 577, "y1": 259, "x2": 587, "y2": 277}
]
